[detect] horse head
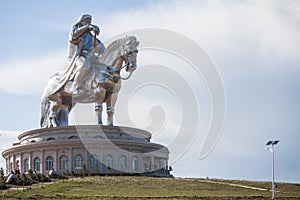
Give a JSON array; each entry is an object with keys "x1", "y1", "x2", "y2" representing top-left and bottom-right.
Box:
[{"x1": 120, "y1": 36, "x2": 139, "y2": 78}]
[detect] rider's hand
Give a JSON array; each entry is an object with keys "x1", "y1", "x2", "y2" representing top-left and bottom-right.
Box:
[{"x1": 89, "y1": 25, "x2": 100, "y2": 35}]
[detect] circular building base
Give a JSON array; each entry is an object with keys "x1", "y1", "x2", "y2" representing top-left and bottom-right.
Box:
[{"x1": 2, "y1": 125, "x2": 171, "y2": 177}]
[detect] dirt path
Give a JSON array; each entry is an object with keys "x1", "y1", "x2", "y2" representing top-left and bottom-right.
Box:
[{"x1": 199, "y1": 179, "x2": 269, "y2": 191}]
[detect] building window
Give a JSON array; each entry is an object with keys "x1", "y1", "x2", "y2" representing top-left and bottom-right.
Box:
[
  {"x1": 34, "y1": 158, "x2": 40, "y2": 172},
  {"x1": 144, "y1": 160, "x2": 151, "y2": 171},
  {"x1": 105, "y1": 155, "x2": 113, "y2": 168},
  {"x1": 119, "y1": 155, "x2": 127, "y2": 170},
  {"x1": 132, "y1": 156, "x2": 138, "y2": 172},
  {"x1": 90, "y1": 155, "x2": 98, "y2": 171},
  {"x1": 75, "y1": 155, "x2": 83, "y2": 169},
  {"x1": 68, "y1": 135, "x2": 79, "y2": 140},
  {"x1": 46, "y1": 137, "x2": 55, "y2": 141},
  {"x1": 59, "y1": 155, "x2": 68, "y2": 170},
  {"x1": 46, "y1": 156, "x2": 54, "y2": 170},
  {"x1": 24, "y1": 159, "x2": 29, "y2": 172}
]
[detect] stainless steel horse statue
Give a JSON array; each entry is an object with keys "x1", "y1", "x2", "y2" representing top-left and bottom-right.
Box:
[{"x1": 40, "y1": 36, "x2": 139, "y2": 127}]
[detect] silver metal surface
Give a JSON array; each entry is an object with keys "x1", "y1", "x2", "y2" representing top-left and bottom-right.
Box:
[{"x1": 40, "y1": 15, "x2": 139, "y2": 128}]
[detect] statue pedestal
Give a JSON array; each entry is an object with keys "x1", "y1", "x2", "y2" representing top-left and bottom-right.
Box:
[{"x1": 2, "y1": 125, "x2": 172, "y2": 177}]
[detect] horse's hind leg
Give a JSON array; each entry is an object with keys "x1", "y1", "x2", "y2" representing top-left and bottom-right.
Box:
[
  {"x1": 48, "y1": 94, "x2": 63, "y2": 127},
  {"x1": 49, "y1": 102, "x2": 59, "y2": 127},
  {"x1": 95, "y1": 104, "x2": 103, "y2": 125},
  {"x1": 56, "y1": 105, "x2": 69, "y2": 126}
]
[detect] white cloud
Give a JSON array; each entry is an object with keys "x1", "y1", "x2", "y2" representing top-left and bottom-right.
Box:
[
  {"x1": 0, "y1": 130, "x2": 22, "y2": 171},
  {"x1": 100, "y1": 0, "x2": 300, "y2": 63},
  {"x1": 0, "y1": 51, "x2": 66, "y2": 95}
]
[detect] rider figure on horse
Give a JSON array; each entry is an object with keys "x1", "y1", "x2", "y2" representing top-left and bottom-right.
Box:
[{"x1": 68, "y1": 14, "x2": 105, "y2": 94}]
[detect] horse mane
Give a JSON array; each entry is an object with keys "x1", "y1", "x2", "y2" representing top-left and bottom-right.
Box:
[{"x1": 99, "y1": 36, "x2": 137, "y2": 62}]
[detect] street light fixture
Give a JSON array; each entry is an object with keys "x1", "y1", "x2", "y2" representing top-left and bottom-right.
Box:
[{"x1": 265, "y1": 140, "x2": 279, "y2": 199}]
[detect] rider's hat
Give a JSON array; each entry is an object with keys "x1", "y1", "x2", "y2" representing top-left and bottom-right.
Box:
[{"x1": 74, "y1": 14, "x2": 92, "y2": 26}]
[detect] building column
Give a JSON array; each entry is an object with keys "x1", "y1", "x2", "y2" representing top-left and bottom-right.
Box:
[
  {"x1": 84, "y1": 149, "x2": 88, "y2": 168},
  {"x1": 139, "y1": 153, "x2": 144, "y2": 173},
  {"x1": 151, "y1": 156, "x2": 155, "y2": 171},
  {"x1": 5, "y1": 157, "x2": 9, "y2": 174},
  {"x1": 41, "y1": 150, "x2": 44, "y2": 174},
  {"x1": 69, "y1": 148, "x2": 73, "y2": 173},
  {"x1": 99, "y1": 147, "x2": 103, "y2": 173},
  {"x1": 20, "y1": 153, "x2": 23, "y2": 173},
  {"x1": 29, "y1": 151, "x2": 33, "y2": 171},
  {"x1": 114, "y1": 147, "x2": 117, "y2": 170},
  {"x1": 128, "y1": 150, "x2": 132, "y2": 172},
  {"x1": 12, "y1": 155, "x2": 15, "y2": 172},
  {"x1": 55, "y1": 149, "x2": 58, "y2": 171}
]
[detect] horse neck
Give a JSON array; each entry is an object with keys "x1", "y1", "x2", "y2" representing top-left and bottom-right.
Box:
[
  {"x1": 111, "y1": 57, "x2": 124, "y2": 72},
  {"x1": 100, "y1": 47, "x2": 124, "y2": 71}
]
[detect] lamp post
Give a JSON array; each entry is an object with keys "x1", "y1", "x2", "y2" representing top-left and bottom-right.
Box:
[{"x1": 265, "y1": 140, "x2": 279, "y2": 199}]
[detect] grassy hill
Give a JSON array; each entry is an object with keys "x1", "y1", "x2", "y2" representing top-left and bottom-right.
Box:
[{"x1": 1, "y1": 176, "x2": 299, "y2": 199}]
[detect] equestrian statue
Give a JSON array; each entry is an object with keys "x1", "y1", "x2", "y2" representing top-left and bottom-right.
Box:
[{"x1": 40, "y1": 14, "x2": 139, "y2": 127}]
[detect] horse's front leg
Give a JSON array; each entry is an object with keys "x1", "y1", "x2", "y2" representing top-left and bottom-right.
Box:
[
  {"x1": 95, "y1": 87, "x2": 106, "y2": 125},
  {"x1": 106, "y1": 88, "x2": 120, "y2": 126}
]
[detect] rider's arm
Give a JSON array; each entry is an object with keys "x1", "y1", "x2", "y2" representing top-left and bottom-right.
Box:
[{"x1": 70, "y1": 24, "x2": 100, "y2": 44}]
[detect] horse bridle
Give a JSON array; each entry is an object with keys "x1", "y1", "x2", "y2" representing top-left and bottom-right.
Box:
[
  {"x1": 108, "y1": 44, "x2": 137, "y2": 80},
  {"x1": 91, "y1": 44, "x2": 137, "y2": 88}
]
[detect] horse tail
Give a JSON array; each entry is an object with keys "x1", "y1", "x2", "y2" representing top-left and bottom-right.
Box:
[{"x1": 40, "y1": 93, "x2": 50, "y2": 128}]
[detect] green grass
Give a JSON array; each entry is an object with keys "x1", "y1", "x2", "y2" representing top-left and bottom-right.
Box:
[{"x1": 1, "y1": 176, "x2": 300, "y2": 199}]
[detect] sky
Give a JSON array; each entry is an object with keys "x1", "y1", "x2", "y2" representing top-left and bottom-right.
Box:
[{"x1": 0, "y1": 0, "x2": 300, "y2": 183}]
